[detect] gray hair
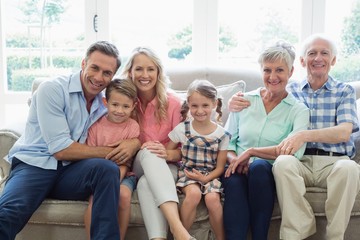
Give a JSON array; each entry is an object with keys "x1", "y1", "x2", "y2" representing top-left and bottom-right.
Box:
[
  {"x1": 300, "y1": 33, "x2": 337, "y2": 57},
  {"x1": 258, "y1": 40, "x2": 296, "y2": 71}
]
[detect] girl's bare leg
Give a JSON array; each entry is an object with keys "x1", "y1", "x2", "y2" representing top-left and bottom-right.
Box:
[
  {"x1": 179, "y1": 184, "x2": 202, "y2": 230},
  {"x1": 205, "y1": 192, "x2": 225, "y2": 240}
]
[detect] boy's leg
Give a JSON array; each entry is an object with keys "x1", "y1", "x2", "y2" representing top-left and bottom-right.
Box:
[{"x1": 119, "y1": 175, "x2": 136, "y2": 240}]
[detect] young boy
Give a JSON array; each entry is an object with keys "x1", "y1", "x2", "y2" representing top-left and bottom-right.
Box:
[{"x1": 84, "y1": 78, "x2": 140, "y2": 240}]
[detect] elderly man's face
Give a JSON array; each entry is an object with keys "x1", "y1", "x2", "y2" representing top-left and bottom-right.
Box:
[{"x1": 300, "y1": 38, "x2": 336, "y2": 79}]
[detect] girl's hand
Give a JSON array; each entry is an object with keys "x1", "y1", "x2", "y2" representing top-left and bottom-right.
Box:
[{"x1": 184, "y1": 169, "x2": 206, "y2": 183}]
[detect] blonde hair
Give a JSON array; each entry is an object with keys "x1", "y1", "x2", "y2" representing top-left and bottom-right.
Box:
[{"x1": 121, "y1": 47, "x2": 170, "y2": 123}]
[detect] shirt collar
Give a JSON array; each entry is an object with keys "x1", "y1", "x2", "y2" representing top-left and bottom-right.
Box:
[
  {"x1": 249, "y1": 87, "x2": 297, "y2": 106},
  {"x1": 137, "y1": 95, "x2": 157, "y2": 114},
  {"x1": 69, "y1": 71, "x2": 83, "y2": 93},
  {"x1": 300, "y1": 75, "x2": 335, "y2": 91}
]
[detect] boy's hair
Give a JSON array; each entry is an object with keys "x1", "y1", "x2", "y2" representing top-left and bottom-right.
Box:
[
  {"x1": 105, "y1": 78, "x2": 137, "y2": 103},
  {"x1": 181, "y1": 79, "x2": 223, "y2": 123}
]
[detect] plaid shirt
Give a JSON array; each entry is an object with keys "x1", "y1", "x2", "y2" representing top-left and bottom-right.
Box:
[{"x1": 287, "y1": 76, "x2": 359, "y2": 158}]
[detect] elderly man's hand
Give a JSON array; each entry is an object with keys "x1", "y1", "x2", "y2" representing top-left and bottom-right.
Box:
[{"x1": 228, "y1": 91, "x2": 251, "y2": 112}]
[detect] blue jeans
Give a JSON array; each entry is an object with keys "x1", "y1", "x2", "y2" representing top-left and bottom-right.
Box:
[
  {"x1": 0, "y1": 157, "x2": 120, "y2": 240},
  {"x1": 222, "y1": 159, "x2": 275, "y2": 240}
]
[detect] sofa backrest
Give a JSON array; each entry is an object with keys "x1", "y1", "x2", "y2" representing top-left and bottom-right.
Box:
[{"x1": 166, "y1": 66, "x2": 263, "y2": 92}]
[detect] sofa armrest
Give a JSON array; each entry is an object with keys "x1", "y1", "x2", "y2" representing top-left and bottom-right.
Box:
[
  {"x1": 353, "y1": 131, "x2": 360, "y2": 164},
  {"x1": 0, "y1": 121, "x2": 25, "y2": 185}
]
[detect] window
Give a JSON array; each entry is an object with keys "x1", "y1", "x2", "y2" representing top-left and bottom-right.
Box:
[
  {"x1": 4, "y1": 0, "x2": 86, "y2": 92},
  {"x1": 218, "y1": 0, "x2": 301, "y2": 69},
  {"x1": 0, "y1": 0, "x2": 87, "y2": 126},
  {"x1": 109, "y1": 0, "x2": 193, "y2": 69},
  {"x1": 325, "y1": 0, "x2": 360, "y2": 82},
  {"x1": 1, "y1": 0, "x2": 359, "y2": 126}
]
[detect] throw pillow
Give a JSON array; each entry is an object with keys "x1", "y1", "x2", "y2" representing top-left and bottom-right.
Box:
[{"x1": 173, "y1": 80, "x2": 246, "y2": 124}]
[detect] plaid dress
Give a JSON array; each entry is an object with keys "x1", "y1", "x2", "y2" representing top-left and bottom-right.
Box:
[{"x1": 176, "y1": 121, "x2": 230, "y2": 194}]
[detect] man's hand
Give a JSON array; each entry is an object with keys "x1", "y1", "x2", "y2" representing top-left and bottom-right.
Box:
[
  {"x1": 277, "y1": 132, "x2": 305, "y2": 155},
  {"x1": 106, "y1": 138, "x2": 141, "y2": 164},
  {"x1": 228, "y1": 91, "x2": 251, "y2": 112}
]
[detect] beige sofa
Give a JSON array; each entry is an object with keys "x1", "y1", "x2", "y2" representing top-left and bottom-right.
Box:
[{"x1": 1, "y1": 66, "x2": 360, "y2": 240}]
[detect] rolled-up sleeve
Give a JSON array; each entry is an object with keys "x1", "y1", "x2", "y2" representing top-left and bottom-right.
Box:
[{"x1": 36, "y1": 80, "x2": 74, "y2": 154}]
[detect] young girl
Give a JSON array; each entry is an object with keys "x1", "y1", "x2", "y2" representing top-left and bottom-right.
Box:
[
  {"x1": 167, "y1": 79, "x2": 230, "y2": 240},
  {"x1": 84, "y1": 78, "x2": 140, "y2": 240}
]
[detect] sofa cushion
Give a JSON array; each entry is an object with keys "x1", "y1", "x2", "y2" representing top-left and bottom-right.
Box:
[{"x1": 174, "y1": 80, "x2": 246, "y2": 123}]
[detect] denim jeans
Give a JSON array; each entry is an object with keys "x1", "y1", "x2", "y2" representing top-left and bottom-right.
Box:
[{"x1": 0, "y1": 157, "x2": 120, "y2": 240}]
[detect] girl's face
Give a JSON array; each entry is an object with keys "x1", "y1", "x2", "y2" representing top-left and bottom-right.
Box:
[
  {"x1": 106, "y1": 91, "x2": 136, "y2": 124},
  {"x1": 262, "y1": 59, "x2": 293, "y2": 95},
  {"x1": 129, "y1": 54, "x2": 158, "y2": 95},
  {"x1": 188, "y1": 91, "x2": 216, "y2": 123}
]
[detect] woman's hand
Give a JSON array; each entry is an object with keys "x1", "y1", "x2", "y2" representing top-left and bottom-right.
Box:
[
  {"x1": 228, "y1": 91, "x2": 251, "y2": 112},
  {"x1": 225, "y1": 151, "x2": 251, "y2": 177},
  {"x1": 142, "y1": 141, "x2": 168, "y2": 159}
]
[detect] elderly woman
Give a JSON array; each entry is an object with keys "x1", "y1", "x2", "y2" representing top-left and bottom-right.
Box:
[{"x1": 223, "y1": 40, "x2": 309, "y2": 240}]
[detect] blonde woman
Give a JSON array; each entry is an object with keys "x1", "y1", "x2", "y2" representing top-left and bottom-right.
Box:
[{"x1": 121, "y1": 47, "x2": 195, "y2": 240}]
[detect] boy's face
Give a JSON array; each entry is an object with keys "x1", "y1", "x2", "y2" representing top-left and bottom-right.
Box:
[{"x1": 105, "y1": 91, "x2": 136, "y2": 124}]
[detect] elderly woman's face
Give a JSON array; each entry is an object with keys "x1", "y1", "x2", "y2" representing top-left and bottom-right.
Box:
[{"x1": 261, "y1": 59, "x2": 293, "y2": 94}]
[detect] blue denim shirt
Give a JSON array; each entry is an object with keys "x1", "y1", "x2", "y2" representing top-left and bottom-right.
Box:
[{"x1": 6, "y1": 71, "x2": 107, "y2": 169}]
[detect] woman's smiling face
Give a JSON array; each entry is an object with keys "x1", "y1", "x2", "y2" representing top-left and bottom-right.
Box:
[
  {"x1": 262, "y1": 59, "x2": 293, "y2": 95},
  {"x1": 129, "y1": 53, "x2": 158, "y2": 94}
]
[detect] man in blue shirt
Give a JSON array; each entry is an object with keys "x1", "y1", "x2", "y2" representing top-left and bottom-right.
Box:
[
  {"x1": 0, "y1": 41, "x2": 139, "y2": 240},
  {"x1": 229, "y1": 34, "x2": 360, "y2": 240},
  {"x1": 273, "y1": 34, "x2": 359, "y2": 240}
]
